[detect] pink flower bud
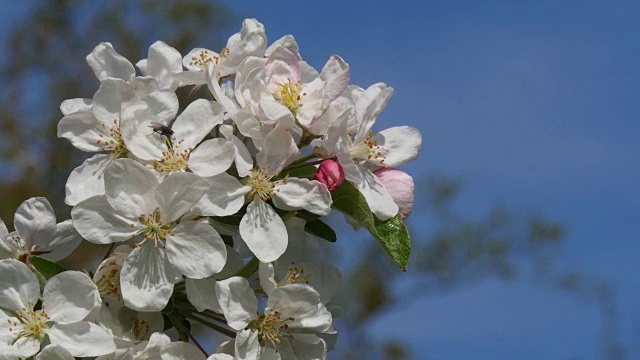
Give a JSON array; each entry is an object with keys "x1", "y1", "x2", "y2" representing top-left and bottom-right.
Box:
[
  {"x1": 374, "y1": 168, "x2": 415, "y2": 220},
  {"x1": 314, "y1": 159, "x2": 345, "y2": 191}
]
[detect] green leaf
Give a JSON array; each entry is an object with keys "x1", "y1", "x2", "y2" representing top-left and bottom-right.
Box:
[
  {"x1": 29, "y1": 256, "x2": 66, "y2": 280},
  {"x1": 28, "y1": 256, "x2": 67, "y2": 292},
  {"x1": 331, "y1": 181, "x2": 411, "y2": 271},
  {"x1": 305, "y1": 219, "x2": 337, "y2": 242},
  {"x1": 283, "y1": 165, "x2": 317, "y2": 179}
]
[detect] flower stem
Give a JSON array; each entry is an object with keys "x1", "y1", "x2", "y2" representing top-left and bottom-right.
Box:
[
  {"x1": 102, "y1": 243, "x2": 116, "y2": 261},
  {"x1": 283, "y1": 159, "x2": 326, "y2": 172},
  {"x1": 182, "y1": 311, "x2": 236, "y2": 338}
]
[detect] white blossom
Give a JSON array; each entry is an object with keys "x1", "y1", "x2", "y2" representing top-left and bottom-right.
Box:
[
  {"x1": 0, "y1": 197, "x2": 81, "y2": 262},
  {"x1": 215, "y1": 277, "x2": 334, "y2": 359},
  {"x1": 0, "y1": 259, "x2": 115, "y2": 357},
  {"x1": 71, "y1": 159, "x2": 227, "y2": 311}
]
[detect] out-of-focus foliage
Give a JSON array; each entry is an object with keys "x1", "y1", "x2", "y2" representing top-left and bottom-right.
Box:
[
  {"x1": 0, "y1": 0, "x2": 233, "y2": 225},
  {"x1": 336, "y1": 174, "x2": 625, "y2": 360}
]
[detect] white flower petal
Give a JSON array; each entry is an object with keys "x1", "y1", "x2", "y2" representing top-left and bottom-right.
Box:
[
  {"x1": 272, "y1": 178, "x2": 332, "y2": 216},
  {"x1": 119, "y1": 101, "x2": 165, "y2": 161},
  {"x1": 2, "y1": 336, "x2": 40, "y2": 357},
  {"x1": 192, "y1": 173, "x2": 250, "y2": 217},
  {"x1": 0, "y1": 259, "x2": 38, "y2": 311},
  {"x1": 60, "y1": 98, "x2": 92, "y2": 116},
  {"x1": 318, "y1": 55, "x2": 350, "y2": 104},
  {"x1": 256, "y1": 127, "x2": 298, "y2": 175},
  {"x1": 14, "y1": 197, "x2": 57, "y2": 249},
  {"x1": 0, "y1": 237, "x2": 18, "y2": 259},
  {"x1": 258, "y1": 99, "x2": 295, "y2": 130},
  {"x1": 64, "y1": 153, "x2": 112, "y2": 206},
  {"x1": 183, "y1": 47, "x2": 216, "y2": 71},
  {"x1": 57, "y1": 111, "x2": 103, "y2": 152},
  {"x1": 145, "y1": 41, "x2": 183, "y2": 90},
  {"x1": 207, "y1": 354, "x2": 234, "y2": 360},
  {"x1": 228, "y1": 109, "x2": 263, "y2": 140},
  {"x1": 0, "y1": 219, "x2": 7, "y2": 240},
  {"x1": 267, "y1": 284, "x2": 319, "y2": 318},
  {"x1": 136, "y1": 59, "x2": 148, "y2": 74},
  {"x1": 218, "y1": 18, "x2": 267, "y2": 77},
  {"x1": 92, "y1": 78, "x2": 133, "y2": 124},
  {"x1": 121, "y1": 244, "x2": 177, "y2": 311},
  {"x1": 173, "y1": 70, "x2": 207, "y2": 86},
  {"x1": 160, "y1": 342, "x2": 206, "y2": 360},
  {"x1": 98, "y1": 301, "x2": 162, "y2": 342},
  {"x1": 266, "y1": 35, "x2": 301, "y2": 60},
  {"x1": 220, "y1": 125, "x2": 253, "y2": 177},
  {"x1": 239, "y1": 198, "x2": 288, "y2": 263},
  {"x1": 95, "y1": 349, "x2": 135, "y2": 360},
  {"x1": 206, "y1": 64, "x2": 238, "y2": 112},
  {"x1": 136, "y1": 332, "x2": 171, "y2": 358},
  {"x1": 371, "y1": 126, "x2": 422, "y2": 167},
  {"x1": 289, "y1": 334, "x2": 327, "y2": 360},
  {"x1": 234, "y1": 329, "x2": 260, "y2": 360},
  {"x1": 352, "y1": 167, "x2": 398, "y2": 221},
  {"x1": 297, "y1": 263, "x2": 342, "y2": 304},
  {"x1": 155, "y1": 172, "x2": 208, "y2": 222},
  {"x1": 105, "y1": 159, "x2": 159, "y2": 218},
  {"x1": 36, "y1": 345, "x2": 75, "y2": 360},
  {"x1": 86, "y1": 42, "x2": 135, "y2": 81},
  {"x1": 258, "y1": 262, "x2": 277, "y2": 296},
  {"x1": 37, "y1": 220, "x2": 81, "y2": 261},
  {"x1": 336, "y1": 140, "x2": 398, "y2": 220},
  {"x1": 172, "y1": 99, "x2": 224, "y2": 150},
  {"x1": 215, "y1": 277, "x2": 258, "y2": 331},
  {"x1": 264, "y1": 46, "x2": 301, "y2": 91},
  {"x1": 188, "y1": 139, "x2": 235, "y2": 177},
  {"x1": 166, "y1": 221, "x2": 227, "y2": 279},
  {"x1": 48, "y1": 322, "x2": 116, "y2": 357},
  {"x1": 186, "y1": 277, "x2": 221, "y2": 313},
  {"x1": 354, "y1": 83, "x2": 393, "y2": 144},
  {"x1": 44, "y1": 271, "x2": 100, "y2": 324},
  {"x1": 144, "y1": 89, "x2": 179, "y2": 124},
  {"x1": 71, "y1": 195, "x2": 140, "y2": 245},
  {"x1": 268, "y1": 285, "x2": 333, "y2": 333}
]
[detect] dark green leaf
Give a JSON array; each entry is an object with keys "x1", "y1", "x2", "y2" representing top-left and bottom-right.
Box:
[
  {"x1": 305, "y1": 219, "x2": 337, "y2": 242},
  {"x1": 283, "y1": 165, "x2": 317, "y2": 179},
  {"x1": 29, "y1": 256, "x2": 66, "y2": 281},
  {"x1": 331, "y1": 181, "x2": 411, "y2": 271}
]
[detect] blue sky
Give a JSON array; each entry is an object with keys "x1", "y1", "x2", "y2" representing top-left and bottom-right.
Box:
[
  {"x1": 1, "y1": 0, "x2": 638, "y2": 358},
  {"x1": 225, "y1": 0, "x2": 640, "y2": 358}
]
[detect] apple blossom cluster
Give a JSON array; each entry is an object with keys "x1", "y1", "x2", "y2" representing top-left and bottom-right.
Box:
[{"x1": 0, "y1": 19, "x2": 421, "y2": 359}]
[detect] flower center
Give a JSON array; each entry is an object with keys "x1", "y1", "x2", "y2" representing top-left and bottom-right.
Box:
[
  {"x1": 131, "y1": 317, "x2": 151, "y2": 340},
  {"x1": 189, "y1": 48, "x2": 230, "y2": 72},
  {"x1": 153, "y1": 138, "x2": 191, "y2": 175},
  {"x1": 274, "y1": 78, "x2": 306, "y2": 113},
  {"x1": 7, "y1": 301, "x2": 50, "y2": 341},
  {"x1": 97, "y1": 118, "x2": 128, "y2": 159},
  {"x1": 249, "y1": 309, "x2": 294, "y2": 348},
  {"x1": 95, "y1": 258, "x2": 122, "y2": 301},
  {"x1": 276, "y1": 262, "x2": 310, "y2": 287},
  {"x1": 246, "y1": 166, "x2": 287, "y2": 201},
  {"x1": 136, "y1": 209, "x2": 173, "y2": 248},
  {"x1": 349, "y1": 130, "x2": 388, "y2": 165}
]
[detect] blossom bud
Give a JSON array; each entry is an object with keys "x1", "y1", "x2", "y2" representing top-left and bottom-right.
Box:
[
  {"x1": 374, "y1": 168, "x2": 415, "y2": 220},
  {"x1": 314, "y1": 159, "x2": 345, "y2": 191}
]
